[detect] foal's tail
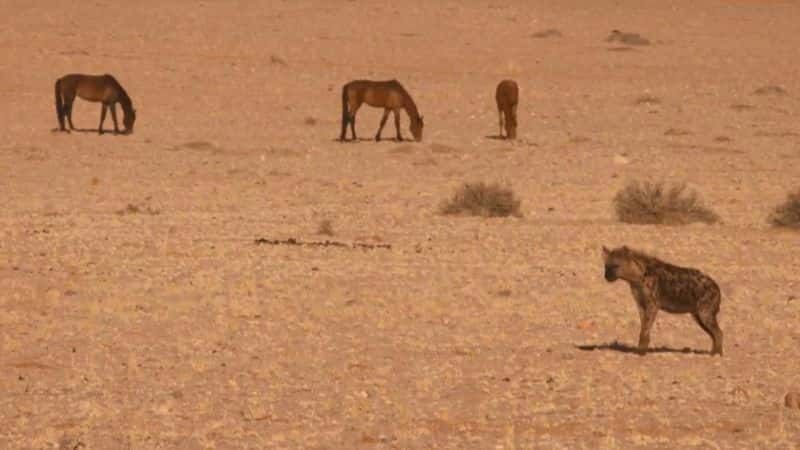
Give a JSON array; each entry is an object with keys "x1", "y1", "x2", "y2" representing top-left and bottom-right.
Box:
[{"x1": 54, "y1": 78, "x2": 65, "y2": 130}]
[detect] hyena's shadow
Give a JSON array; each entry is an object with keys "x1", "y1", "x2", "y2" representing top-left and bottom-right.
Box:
[{"x1": 575, "y1": 341, "x2": 710, "y2": 355}]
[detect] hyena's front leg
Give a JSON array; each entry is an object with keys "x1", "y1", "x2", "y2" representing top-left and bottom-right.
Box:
[{"x1": 637, "y1": 305, "x2": 658, "y2": 354}]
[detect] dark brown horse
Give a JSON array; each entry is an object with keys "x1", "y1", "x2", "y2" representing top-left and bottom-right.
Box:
[
  {"x1": 340, "y1": 79, "x2": 423, "y2": 142},
  {"x1": 495, "y1": 80, "x2": 518, "y2": 139},
  {"x1": 55, "y1": 74, "x2": 136, "y2": 134}
]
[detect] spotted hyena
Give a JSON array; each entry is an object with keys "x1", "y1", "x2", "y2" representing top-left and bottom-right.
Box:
[{"x1": 602, "y1": 245, "x2": 723, "y2": 356}]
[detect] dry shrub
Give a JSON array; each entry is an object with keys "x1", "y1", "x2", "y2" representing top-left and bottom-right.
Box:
[
  {"x1": 634, "y1": 95, "x2": 661, "y2": 106},
  {"x1": 606, "y1": 30, "x2": 650, "y2": 46},
  {"x1": 770, "y1": 189, "x2": 800, "y2": 228},
  {"x1": 614, "y1": 181, "x2": 719, "y2": 225},
  {"x1": 753, "y1": 85, "x2": 787, "y2": 96},
  {"x1": 317, "y1": 219, "x2": 335, "y2": 236},
  {"x1": 270, "y1": 55, "x2": 287, "y2": 66},
  {"x1": 531, "y1": 29, "x2": 562, "y2": 38},
  {"x1": 440, "y1": 182, "x2": 522, "y2": 218}
]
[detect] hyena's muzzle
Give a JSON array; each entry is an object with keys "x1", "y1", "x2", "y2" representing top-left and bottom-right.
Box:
[{"x1": 604, "y1": 264, "x2": 618, "y2": 282}]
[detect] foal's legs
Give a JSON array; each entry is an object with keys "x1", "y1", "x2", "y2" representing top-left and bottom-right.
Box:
[
  {"x1": 109, "y1": 103, "x2": 120, "y2": 134},
  {"x1": 98, "y1": 104, "x2": 108, "y2": 135},
  {"x1": 498, "y1": 107, "x2": 505, "y2": 138},
  {"x1": 375, "y1": 109, "x2": 390, "y2": 142},
  {"x1": 393, "y1": 109, "x2": 403, "y2": 141}
]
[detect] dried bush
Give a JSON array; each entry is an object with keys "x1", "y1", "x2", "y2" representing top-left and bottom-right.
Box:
[
  {"x1": 634, "y1": 95, "x2": 661, "y2": 106},
  {"x1": 317, "y1": 219, "x2": 335, "y2": 236},
  {"x1": 770, "y1": 189, "x2": 800, "y2": 228},
  {"x1": 606, "y1": 30, "x2": 651, "y2": 46},
  {"x1": 614, "y1": 181, "x2": 718, "y2": 225},
  {"x1": 440, "y1": 182, "x2": 522, "y2": 218}
]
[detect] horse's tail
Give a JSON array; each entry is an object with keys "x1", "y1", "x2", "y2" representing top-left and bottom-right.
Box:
[
  {"x1": 340, "y1": 83, "x2": 349, "y2": 140},
  {"x1": 54, "y1": 78, "x2": 65, "y2": 130}
]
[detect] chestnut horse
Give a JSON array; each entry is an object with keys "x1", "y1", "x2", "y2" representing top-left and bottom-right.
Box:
[
  {"x1": 55, "y1": 74, "x2": 136, "y2": 134},
  {"x1": 495, "y1": 80, "x2": 518, "y2": 139},
  {"x1": 340, "y1": 79, "x2": 423, "y2": 142}
]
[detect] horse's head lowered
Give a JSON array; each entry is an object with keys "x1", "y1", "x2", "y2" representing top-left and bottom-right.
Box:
[
  {"x1": 123, "y1": 108, "x2": 137, "y2": 134},
  {"x1": 411, "y1": 115, "x2": 424, "y2": 142}
]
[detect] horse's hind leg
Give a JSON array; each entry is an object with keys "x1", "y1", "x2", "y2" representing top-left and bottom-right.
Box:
[
  {"x1": 375, "y1": 109, "x2": 390, "y2": 142},
  {"x1": 498, "y1": 108, "x2": 504, "y2": 138},
  {"x1": 393, "y1": 109, "x2": 403, "y2": 141},
  {"x1": 340, "y1": 111, "x2": 350, "y2": 141},
  {"x1": 64, "y1": 96, "x2": 76, "y2": 130},
  {"x1": 98, "y1": 104, "x2": 107, "y2": 135},
  {"x1": 109, "y1": 103, "x2": 120, "y2": 134},
  {"x1": 348, "y1": 102, "x2": 361, "y2": 141}
]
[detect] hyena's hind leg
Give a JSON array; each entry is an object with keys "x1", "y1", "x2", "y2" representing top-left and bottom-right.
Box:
[{"x1": 693, "y1": 292, "x2": 723, "y2": 356}]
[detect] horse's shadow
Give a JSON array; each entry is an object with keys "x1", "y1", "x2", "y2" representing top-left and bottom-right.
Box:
[
  {"x1": 484, "y1": 134, "x2": 509, "y2": 141},
  {"x1": 51, "y1": 128, "x2": 127, "y2": 135},
  {"x1": 575, "y1": 340, "x2": 708, "y2": 355},
  {"x1": 334, "y1": 137, "x2": 408, "y2": 143}
]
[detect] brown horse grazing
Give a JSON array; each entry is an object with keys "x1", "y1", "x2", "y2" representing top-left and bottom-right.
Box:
[
  {"x1": 55, "y1": 74, "x2": 136, "y2": 135},
  {"x1": 340, "y1": 79, "x2": 423, "y2": 142},
  {"x1": 495, "y1": 80, "x2": 518, "y2": 139}
]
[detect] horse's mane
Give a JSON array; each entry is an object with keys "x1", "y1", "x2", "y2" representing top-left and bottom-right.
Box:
[
  {"x1": 389, "y1": 80, "x2": 420, "y2": 120},
  {"x1": 105, "y1": 74, "x2": 132, "y2": 107}
]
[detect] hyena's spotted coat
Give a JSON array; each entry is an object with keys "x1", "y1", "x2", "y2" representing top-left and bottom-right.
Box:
[{"x1": 602, "y1": 245, "x2": 723, "y2": 356}]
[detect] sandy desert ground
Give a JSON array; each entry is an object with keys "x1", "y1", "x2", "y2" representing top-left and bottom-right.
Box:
[{"x1": 1, "y1": 1, "x2": 800, "y2": 448}]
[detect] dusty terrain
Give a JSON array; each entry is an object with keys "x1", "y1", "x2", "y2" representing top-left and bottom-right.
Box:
[{"x1": 1, "y1": 1, "x2": 800, "y2": 448}]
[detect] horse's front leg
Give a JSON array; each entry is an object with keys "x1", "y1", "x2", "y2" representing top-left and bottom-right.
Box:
[
  {"x1": 98, "y1": 104, "x2": 107, "y2": 135},
  {"x1": 375, "y1": 109, "x2": 390, "y2": 142},
  {"x1": 393, "y1": 109, "x2": 403, "y2": 141},
  {"x1": 109, "y1": 103, "x2": 120, "y2": 134}
]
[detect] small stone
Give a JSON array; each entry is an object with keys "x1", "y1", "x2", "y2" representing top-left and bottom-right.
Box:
[{"x1": 613, "y1": 154, "x2": 630, "y2": 165}]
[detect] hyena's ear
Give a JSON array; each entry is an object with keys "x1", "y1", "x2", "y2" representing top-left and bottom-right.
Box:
[{"x1": 602, "y1": 246, "x2": 611, "y2": 258}]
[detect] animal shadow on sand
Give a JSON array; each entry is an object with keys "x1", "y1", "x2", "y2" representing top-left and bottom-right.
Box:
[
  {"x1": 51, "y1": 127, "x2": 127, "y2": 135},
  {"x1": 332, "y1": 137, "x2": 406, "y2": 143},
  {"x1": 575, "y1": 340, "x2": 709, "y2": 355}
]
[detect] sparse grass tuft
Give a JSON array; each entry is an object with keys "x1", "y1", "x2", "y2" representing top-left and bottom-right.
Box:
[
  {"x1": 769, "y1": 189, "x2": 800, "y2": 229},
  {"x1": 116, "y1": 202, "x2": 160, "y2": 216},
  {"x1": 606, "y1": 30, "x2": 650, "y2": 46},
  {"x1": 634, "y1": 95, "x2": 661, "y2": 106},
  {"x1": 753, "y1": 85, "x2": 787, "y2": 96},
  {"x1": 531, "y1": 29, "x2": 562, "y2": 38},
  {"x1": 270, "y1": 55, "x2": 287, "y2": 66},
  {"x1": 440, "y1": 182, "x2": 522, "y2": 218},
  {"x1": 317, "y1": 219, "x2": 335, "y2": 236},
  {"x1": 614, "y1": 181, "x2": 719, "y2": 225}
]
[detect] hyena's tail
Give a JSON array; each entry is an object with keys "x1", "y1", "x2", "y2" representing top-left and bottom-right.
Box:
[{"x1": 54, "y1": 78, "x2": 65, "y2": 131}]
